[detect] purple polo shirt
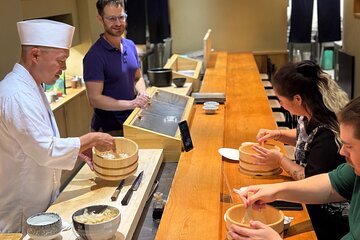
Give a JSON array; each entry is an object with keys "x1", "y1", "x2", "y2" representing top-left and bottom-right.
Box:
[{"x1": 83, "y1": 35, "x2": 140, "y2": 132}]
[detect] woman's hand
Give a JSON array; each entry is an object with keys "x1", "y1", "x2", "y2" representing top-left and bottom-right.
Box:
[
  {"x1": 251, "y1": 145, "x2": 283, "y2": 166},
  {"x1": 227, "y1": 221, "x2": 282, "y2": 240},
  {"x1": 256, "y1": 129, "x2": 282, "y2": 143}
]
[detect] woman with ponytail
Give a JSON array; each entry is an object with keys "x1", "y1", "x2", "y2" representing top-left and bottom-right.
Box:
[{"x1": 253, "y1": 60, "x2": 349, "y2": 239}]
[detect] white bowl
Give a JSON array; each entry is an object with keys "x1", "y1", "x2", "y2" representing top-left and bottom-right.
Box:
[
  {"x1": 72, "y1": 205, "x2": 121, "y2": 240},
  {"x1": 26, "y1": 212, "x2": 62, "y2": 240},
  {"x1": 204, "y1": 101, "x2": 220, "y2": 106},
  {"x1": 203, "y1": 105, "x2": 218, "y2": 114}
]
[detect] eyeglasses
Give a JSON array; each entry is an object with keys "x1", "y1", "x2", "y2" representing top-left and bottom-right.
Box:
[{"x1": 103, "y1": 13, "x2": 128, "y2": 23}]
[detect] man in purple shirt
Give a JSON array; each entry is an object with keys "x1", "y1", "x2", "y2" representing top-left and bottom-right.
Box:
[{"x1": 83, "y1": 0, "x2": 150, "y2": 136}]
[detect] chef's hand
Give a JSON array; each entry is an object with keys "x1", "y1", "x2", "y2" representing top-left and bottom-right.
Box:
[
  {"x1": 256, "y1": 129, "x2": 282, "y2": 143},
  {"x1": 78, "y1": 153, "x2": 94, "y2": 171},
  {"x1": 227, "y1": 221, "x2": 282, "y2": 240},
  {"x1": 93, "y1": 133, "x2": 116, "y2": 152},
  {"x1": 251, "y1": 145, "x2": 283, "y2": 166}
]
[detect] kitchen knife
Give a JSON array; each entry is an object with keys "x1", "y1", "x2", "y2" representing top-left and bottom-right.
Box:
[
  {"x1": 121, "y1": 171, "x2": 144, "y2": 205},
  {"x1": 111, "y1": 179, "x2": 125, "y2": 201}
]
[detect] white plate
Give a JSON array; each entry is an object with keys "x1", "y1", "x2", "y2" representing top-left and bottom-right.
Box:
[{"x1": 218, "y1": 148, "x2": 239, "y2": 161}]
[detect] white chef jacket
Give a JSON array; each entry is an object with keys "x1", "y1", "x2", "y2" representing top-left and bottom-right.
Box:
[{"x1": 0, "y1": 63, "x2": 80, "y2": 233}]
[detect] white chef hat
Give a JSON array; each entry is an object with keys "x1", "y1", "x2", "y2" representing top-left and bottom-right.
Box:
[{"x1": 17, "y1": 19, "x2": 75, "y2": 49}]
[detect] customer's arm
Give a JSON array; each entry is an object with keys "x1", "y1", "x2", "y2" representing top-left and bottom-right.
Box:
[
  {"x1": 85, "y1": 80, "x2": 148, "y2": 110},
  {"x1": 251, "y1": 145, "x2": 305, "y2": 180},
  {"x1": 257, "y1": 128, "x2": 297, "y2": 145},
  {"x1": 134, "y1": 69, "x2": 147, "y2": 95},
  {"x1": 243, "y1": 173, "x2": 346, "y2": 207}
]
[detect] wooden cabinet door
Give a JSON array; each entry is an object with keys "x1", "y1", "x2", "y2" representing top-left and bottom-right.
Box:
[
  {"x1": 64, "y1": 92, "x2": 93, "y2": 137},
  {"x1": 53, "y1": 107, "x2": 67, "y2": 137}
]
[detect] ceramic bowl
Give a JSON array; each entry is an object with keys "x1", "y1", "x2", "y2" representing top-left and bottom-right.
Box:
[
  {"x1": 225, "y1": 203, "x2": 284, "y2": 236},
  {"x1": 203, "y1": 105, "x2": 218, "y2": 114},
  {"x1": 203, "y1": 101, "x2": 220, "y2": 107},
  {"x1": 26, "y1": 212, "x2": 62, "y2": 240},
  {"x1": 72, "y1": 205, "x2": 121, "y2": 240},
  {"x1": 173, "y1": 77, "x2": 186, "y2": 87}
]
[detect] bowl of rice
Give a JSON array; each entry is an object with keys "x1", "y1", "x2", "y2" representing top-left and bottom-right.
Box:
[
  {"x1": 93, "y1": 137, "x2": 139, "y2": 181},
  {"x1": 72, "y1": 205, "x2": 120, "y2": 240}
]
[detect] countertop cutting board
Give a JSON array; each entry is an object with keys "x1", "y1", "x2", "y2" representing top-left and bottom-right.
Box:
[{"x1": 0, "y1": 233, "x2": 23, "y2": 240}]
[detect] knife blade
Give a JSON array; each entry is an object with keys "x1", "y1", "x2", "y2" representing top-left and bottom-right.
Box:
[
  {"x1": 111, "y1": 179, "x2": 125, "y2": 201},
  {"x1": 121, "y1": 171, "x2": 144, "y2": 205}
]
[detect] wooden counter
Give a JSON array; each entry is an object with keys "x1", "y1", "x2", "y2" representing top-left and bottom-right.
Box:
[
  {"x1": 46, "y1": 149, "x2": 163, "y2": 240},
  {"x1": 156, "y1": 52, "x2": 317, "y2": 239}
]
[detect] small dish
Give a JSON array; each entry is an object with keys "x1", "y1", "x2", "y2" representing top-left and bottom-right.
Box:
[
  {"x1": 26, "y1": 212, "x2": 62, "y2": 240},
  {"x1": 218, "y1": 148, "x2": 239, "y2": 161},
  {"x1": 173, "y1": 77, "x2": 186, "y2": 87},
  {"x1": 204, "y1": 101, "x2": 220, "y2": 106},
  {"x1": 203, "y1": 105, "x2": 218, "y2": 114},
  {"x1": 284, "y1": 216, "x2": 293, "y2": 230}
]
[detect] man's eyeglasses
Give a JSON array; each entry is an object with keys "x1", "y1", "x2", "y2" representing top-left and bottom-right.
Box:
[{"x1": 103, "y1": 13, "x2": 128, "y2": 23}]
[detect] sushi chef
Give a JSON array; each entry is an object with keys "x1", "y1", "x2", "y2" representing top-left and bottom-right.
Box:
[{"x1": 0, "y1": 19, "x2": 115, "y2": 234}]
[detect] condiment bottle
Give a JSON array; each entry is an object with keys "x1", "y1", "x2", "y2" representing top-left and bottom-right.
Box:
[{"x1": 152, "y1": 192, "x2": 165, "y2": 221}]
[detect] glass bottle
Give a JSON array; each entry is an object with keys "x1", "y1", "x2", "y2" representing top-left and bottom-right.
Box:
[{"x1": 152, "y1": 192, "x2": 165, "y2": 221}]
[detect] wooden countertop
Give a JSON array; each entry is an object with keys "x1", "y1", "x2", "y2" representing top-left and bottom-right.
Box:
[
  {"x1": 50, "y1": 86, "x2": 87, "y2": 112},
  {"x1": 45, "y1": 149, "x2": 163, "y2": 240},
  {"x1": 156, "y1": 52, "x2": 317, "y2": 240}
]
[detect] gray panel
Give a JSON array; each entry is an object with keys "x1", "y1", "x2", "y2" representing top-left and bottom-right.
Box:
[{"x1": 132, "y1": 90, "x2": 188, "y2": 137}]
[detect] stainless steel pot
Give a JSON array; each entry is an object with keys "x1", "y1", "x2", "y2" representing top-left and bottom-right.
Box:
[{"x1": 147, "y1": 68, "x2": 173, "y2": 87}]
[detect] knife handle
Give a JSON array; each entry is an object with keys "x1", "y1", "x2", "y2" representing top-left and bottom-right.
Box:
[
  {"x1": 111, "y1": 189, "x2": 120, "y2": 201},
  {"x1": 121, "y1": 189, "x2": 134, "y2": 205}
]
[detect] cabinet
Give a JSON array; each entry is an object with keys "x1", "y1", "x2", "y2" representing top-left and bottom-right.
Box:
[{"x1": 52, "y1": 88, "x2": 92, "y2": 137}]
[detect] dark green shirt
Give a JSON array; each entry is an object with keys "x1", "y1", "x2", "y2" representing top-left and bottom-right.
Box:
[{"x1": 329, "y1": 163, "x2": 358, "y2": 240}]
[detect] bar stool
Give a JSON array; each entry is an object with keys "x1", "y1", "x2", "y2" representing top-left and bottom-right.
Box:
[
  {"x1": 269, "y1": 99, "x2": 281, "y2": 110},
  {"x1": 273, "y1": 112, "x2": 286, "y2": 126},
  {"x1": 262, "y1": 80, "x2": 272, "y2": 89},
  {"x1": 260, "y1": 73, "x2": 269, "y2": 80},
  {"x1": 266, "y1": 89, "x2": 277, "y2": 99}
]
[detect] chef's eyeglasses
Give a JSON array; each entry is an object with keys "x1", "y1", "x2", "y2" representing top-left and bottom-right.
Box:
[{"x1": 103, "y1": 13, "x2": 128, "y2": 23}]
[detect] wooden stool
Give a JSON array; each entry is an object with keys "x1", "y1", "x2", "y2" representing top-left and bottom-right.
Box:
[
  {"x1": 269, "y1": 99, "x2": 281, "y2": 109},
  {"x1": 260, "y1": 73, "x2": 269, "y2": 80},
  {"x1": 266, "y1": 89, "x2": 277, "y2": 99},
  {"x1": 262, "y1": 80, "x2": 272, "y2": 89},
  {"x1": 272, "y1": 112, "x2": 286, "y2": 126}
]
